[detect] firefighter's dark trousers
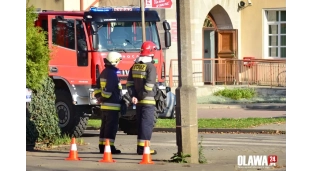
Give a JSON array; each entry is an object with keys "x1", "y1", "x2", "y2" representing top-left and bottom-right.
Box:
[
  {"x1": 136, "y1": 105, "x2": 157, "y2": 154},
  {"x1": 99, "y1": 110, "x2": 119, "y2": 148}
]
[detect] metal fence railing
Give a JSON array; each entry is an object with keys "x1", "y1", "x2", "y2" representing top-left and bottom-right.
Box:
[{"x1": 168, "y1": 58, "x2": 286, "y2": 88}]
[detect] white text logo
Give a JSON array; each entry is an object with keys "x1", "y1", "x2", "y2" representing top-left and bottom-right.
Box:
[{"x1": 237, "y1": 155, "x2": 277, "y2": 169}]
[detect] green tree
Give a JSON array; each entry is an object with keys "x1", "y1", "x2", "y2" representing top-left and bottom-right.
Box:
[
  {"x1": 26, "y1": 5, "x2": 50, "y2": 91},
  {"x1": 26, "y1": 5, "x2": 61, "y2": 146}
]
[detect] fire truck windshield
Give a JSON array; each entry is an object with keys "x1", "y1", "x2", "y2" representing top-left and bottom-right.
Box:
[{"x1": 95, "y1": 21, "x2": 160, "y2": 52}]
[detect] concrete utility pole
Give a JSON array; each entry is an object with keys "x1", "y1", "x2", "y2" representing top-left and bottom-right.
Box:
[
  {"x1": 175, "y1": 0, "x2": 198, "y2": 164},
  {"x1": 140, "y1": 0, "x2": 146, "y2": 42},
  {"x1": 80, "y1": 0, "x2": 84, "y2": 11}
]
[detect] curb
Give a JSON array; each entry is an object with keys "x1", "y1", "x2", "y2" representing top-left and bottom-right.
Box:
[
  {"x1": 153, "y1": 128, "x2": 286, "y2": 134},
  {"x1": 197, "y1": 103, "x2": 286, "y2": 110},
  {"x1": 86, "y1": 127, "x2": 286, "y2": 134}
]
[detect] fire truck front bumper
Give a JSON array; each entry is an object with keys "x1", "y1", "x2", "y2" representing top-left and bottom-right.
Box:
[{"x1": 88, "y1": 88, "x2": 100, "y2": 105}]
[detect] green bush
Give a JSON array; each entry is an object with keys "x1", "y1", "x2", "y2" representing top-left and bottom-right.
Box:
[
  {"x1": 27, "y1": 77, "x2": 61, "y2": 146},
  {"x1": 26, "y1": 5, "x2": 51, "y2": 91},
  {"x1": 26, "y1": 4, "x2": 61, "y2": 146},
  {"x1": 213, "y1": 88, "x2": 256, "y2": 100}
]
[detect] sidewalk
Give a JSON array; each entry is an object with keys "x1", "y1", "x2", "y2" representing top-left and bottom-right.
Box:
[
  {"x1": 156, "y1": 102, "x2": 286, "y2": 134},
  {"x1": 87, "y1": 103, "x2": 287, "y2": 134},
  {"x1": 88, "y1": 123, "x2": 286, "y2": 134},
  {"x1": 27, "y1": 130, "x2": 286, "y2": 171},
  {"x1": 197, "y1": 103, "x2": 286, "y2": 110},
  {"x1": 153, "y1": 123, "x2": 286, "y2": 134}
]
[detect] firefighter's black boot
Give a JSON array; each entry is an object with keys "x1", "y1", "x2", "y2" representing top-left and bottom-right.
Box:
[
  {"x1": 137, "y1": 145, "x2": 157, "y2": 155},
  {"x1": 99, "y1": 144, "x2": 104, "y2": 153},
  {"x1": 110, "y1": 145, "x2": 121, "y2": 154}
]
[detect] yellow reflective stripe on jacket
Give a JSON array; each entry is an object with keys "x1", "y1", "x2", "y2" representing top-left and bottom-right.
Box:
[
  {"x1": 144, "y1": 83, "x2": 154, "y2": 91},
  {"x1": 144, "y1": 85, "x2": 153, "y2": 91},
  {"x1": 100, "y1": 103, "x2": 121, "y2": 110},
  {"x1": 101, "y1": 91, "x2": 112, "y2": 98},
  {"x1": 138, "y1": 99, "x2": 156, "y2": 105},
  {"x1": 100, "y1": 106, "x2": 120, "y2": 110},
  {"x1": 100, "y1": 78, "x2": 106, "y2": 88},
  {"x1": 126, "y1": 81, "x2": 134, "y2": 87},
  {"x1": 133, "y1": 74, "x2": 146, "y2": 79},
  {"x1": 118, "y1": 83, "x2": 122, "y2": 90},
  {"x1": 94, "y1": 89, "x2": 101, "y2": 94}
]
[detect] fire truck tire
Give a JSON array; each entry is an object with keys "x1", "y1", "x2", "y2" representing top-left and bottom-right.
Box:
[
  {"x1": 55, "y1": 89, "x2": 88, "y2": 138},
  {"x1": 119, "y1": 111, "x2": 158, "y2": 135}
]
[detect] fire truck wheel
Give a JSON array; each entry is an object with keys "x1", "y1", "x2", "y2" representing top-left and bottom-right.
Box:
[{"x1": 55, "y1": 89, "x2": 88, "y2": 138}]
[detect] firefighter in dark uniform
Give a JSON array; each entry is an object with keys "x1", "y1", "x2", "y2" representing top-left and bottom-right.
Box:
[
  {"x1": 126, "y1": 41, "x2": 158, "y2": 155},
  {"x1": 94, "y1": 51, "x2": 123, "y2": 154}
]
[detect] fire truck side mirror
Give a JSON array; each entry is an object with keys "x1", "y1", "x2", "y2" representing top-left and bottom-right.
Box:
[
  {"x1": 91, "y1": 21, "x2": 99, "y2": 50},
  {"x1": 163, "y1": 20, "x2": 171, "y2": 31},
  {"x1": 91, "y1": 21, "x2": 98, "y2": 33},
  {"x1": 163, "y1": 21, "x2": 171, "y2": 48},
  {"x1": 92, "y1": 34, "x2": 99, "y2": 50},
  {"x1": 165, "y1": 31, "x2": 171, "y2": 48}
]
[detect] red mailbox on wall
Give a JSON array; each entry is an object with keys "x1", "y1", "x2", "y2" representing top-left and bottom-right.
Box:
[{"x1": 243, "y1": 57, "x2": 255, "y2": 67}]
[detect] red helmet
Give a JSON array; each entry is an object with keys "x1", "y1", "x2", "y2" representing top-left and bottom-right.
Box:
[{"x1": 140, "y1": 41, "x2": 156, "y2": 56}]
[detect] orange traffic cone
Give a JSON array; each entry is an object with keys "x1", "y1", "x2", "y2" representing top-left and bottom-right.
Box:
[
  {"x1": 99, "y1": 139, "x2": 116, "y2": 163},
  {"x1": 139, "y1": 140, "x2": 154, "y2": 164},
  {"x1": 65, "y1": 138, "x2": 81, "y2": 161}
]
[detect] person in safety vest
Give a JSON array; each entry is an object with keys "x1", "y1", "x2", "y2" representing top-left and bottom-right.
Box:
[
  {"x1": 126, "y1": 41, "x2": 158, "y2": 155},
  {"x1": 94, "y1": 51, "x2": 123, "y2": 154}
]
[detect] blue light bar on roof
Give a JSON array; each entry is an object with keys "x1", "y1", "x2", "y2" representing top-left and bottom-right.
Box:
[{"x1": 90, "y1": 6, "x2": 149, "y2": 12}]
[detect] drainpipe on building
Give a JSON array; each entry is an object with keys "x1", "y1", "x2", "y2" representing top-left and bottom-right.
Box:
[{"x1": 80, "y1": 0, "x2": 84, "y2": 11}]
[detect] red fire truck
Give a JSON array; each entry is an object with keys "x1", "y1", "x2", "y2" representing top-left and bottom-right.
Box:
[{"x1": 35, "y1": 6, "x2": 176, "y2": 137}]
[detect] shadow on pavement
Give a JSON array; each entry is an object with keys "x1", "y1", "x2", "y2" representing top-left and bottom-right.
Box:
[
  {"x1": 81, "y1": 133, "x2": 99, "y2": 137},
  {"x1": 27, "y1": 165, "x2": 129, "y2": 171},
  {"x1": 27, "y1": 150, "x2": 155, "y2": 157},
  {"x1": 82, "y1": 131, "x2": 130, "y2": 137},
  {"x1": 30, "y1": 155, "x2": 166, "y2": 163}
]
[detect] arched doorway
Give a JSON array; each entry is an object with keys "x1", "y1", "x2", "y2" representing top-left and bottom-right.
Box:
[{"x1": 202, "y1": 5, "x2": 238, "y2": 85}]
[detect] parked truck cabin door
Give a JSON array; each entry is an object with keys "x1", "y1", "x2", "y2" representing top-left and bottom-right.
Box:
[{"x1": 47, "y1": 15, "x2": 91, "y2": 85}]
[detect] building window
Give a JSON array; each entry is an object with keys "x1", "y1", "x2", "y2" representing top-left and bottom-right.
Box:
[{"x1": 264, "y1": 10, "x2": 286, "y2": 58}]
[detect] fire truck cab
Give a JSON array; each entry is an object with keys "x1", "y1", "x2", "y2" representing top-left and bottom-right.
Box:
[{"x1": 35, "y1": 6, "x2": 176, "y2": 137}]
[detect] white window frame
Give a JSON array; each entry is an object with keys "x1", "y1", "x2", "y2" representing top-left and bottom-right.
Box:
[{"x1": 262, "y1": 8, "x2": 286, "y2": 59}]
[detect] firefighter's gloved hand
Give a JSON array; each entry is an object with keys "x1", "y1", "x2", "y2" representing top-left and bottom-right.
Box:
[
  {"x1": 96, "y1": 98, "x2": 101, "y2": 104},
  {"x1": 122, "y1": 93, "x2": 132, "y2": 105}
]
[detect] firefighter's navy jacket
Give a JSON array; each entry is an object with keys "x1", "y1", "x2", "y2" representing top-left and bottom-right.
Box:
[
  {"x1": 95, "y1": 65, "x2": 122, "y2": 110},
  {"x1": 126, "y1": 61, "x2": 157, "y2": 106}
]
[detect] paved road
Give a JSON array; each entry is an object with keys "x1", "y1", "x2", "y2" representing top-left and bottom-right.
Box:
[
  {"x1": 27, "y1": 131, "x2": 286, "y2": 171},
  {"x1": 197, "y1": 108, "x2": 286, "y2": 119}
]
